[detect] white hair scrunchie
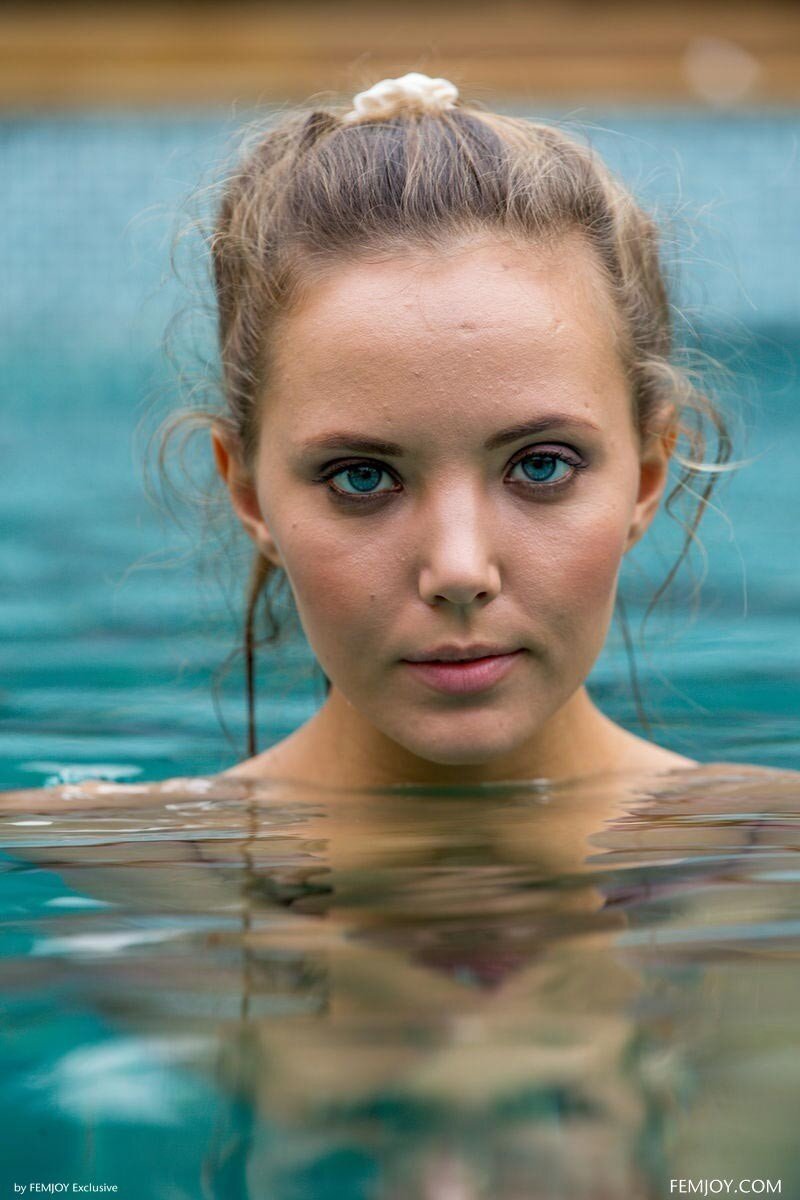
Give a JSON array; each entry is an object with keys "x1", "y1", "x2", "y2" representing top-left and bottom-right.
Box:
[{"x1": 342, "y1": 72, "x2": 459, "y2": 124}]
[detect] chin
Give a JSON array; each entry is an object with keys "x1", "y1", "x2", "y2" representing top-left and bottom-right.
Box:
[{"x1": 397, "y1": 726, "x2": 527, "y2": 768}]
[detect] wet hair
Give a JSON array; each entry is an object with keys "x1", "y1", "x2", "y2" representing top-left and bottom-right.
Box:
[{"x1": 158, "y1": 85, "x2": 734, "y2": 758}]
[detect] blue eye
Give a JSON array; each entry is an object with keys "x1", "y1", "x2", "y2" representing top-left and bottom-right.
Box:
[
  {"x1": 508, "y1": 452, "x2": 573, "y2": 486},
  {"x1": 327, "y1": 463, "x2": 396, "y2": 496},
  {"x1": 317, "y1": 446, "x2": 585, "y2": 503}
]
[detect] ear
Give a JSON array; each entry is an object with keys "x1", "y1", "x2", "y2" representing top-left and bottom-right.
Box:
[
  {"x1": 624, "y1": 408, "x2": 678, "y2": 553},
  {"x1": 211, "y1": 424, "x2": 283, "y2": 569}
]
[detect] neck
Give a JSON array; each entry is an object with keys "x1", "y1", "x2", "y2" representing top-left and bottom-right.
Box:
[{"x1": 271, "y1": 684, "x2": 649, "y2": 791}]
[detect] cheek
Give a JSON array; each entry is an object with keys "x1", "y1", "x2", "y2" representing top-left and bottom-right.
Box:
[
  {"x1": 276, "y1": 518, "x2": 396, "y2": 653},
  {"x1": 564, "y1": 515, "x2": 628, "y2": 605},
  {"x1": 514, "y1": 503, "x2": 629, "y2": 628}
]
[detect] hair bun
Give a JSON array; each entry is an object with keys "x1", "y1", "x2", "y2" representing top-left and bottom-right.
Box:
[{"x1": 342, "y1": 72, "x2": 459, "y2": 124}]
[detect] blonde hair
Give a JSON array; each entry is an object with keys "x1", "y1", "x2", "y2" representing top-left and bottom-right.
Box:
[{"x1": 159, "y1": 85, "x2": 735, "y2": 756}]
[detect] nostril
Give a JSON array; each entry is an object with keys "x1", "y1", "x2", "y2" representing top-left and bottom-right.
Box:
[{"x1": 418, "y1": 559, "x2": 502, "y2": 609}]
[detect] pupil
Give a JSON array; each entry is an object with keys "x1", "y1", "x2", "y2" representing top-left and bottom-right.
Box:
[
  {"x1": 349, "y1": 465, "x2": 381, "y2": 492},
  {"x1": 523, "y1": 454, "x2": 557, "y2": 482}
]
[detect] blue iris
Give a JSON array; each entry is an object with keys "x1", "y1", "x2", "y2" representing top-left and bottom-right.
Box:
[
  {"x1": 345, "y1": 465, "x2": 384, "y2": 492},
  {"x1": 519, "y1": 454, "x2": 560, "y2": 483}
]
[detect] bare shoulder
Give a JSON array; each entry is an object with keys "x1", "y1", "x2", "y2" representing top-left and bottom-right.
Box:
[
  {"x1": 646, "y1": 759, "x2": 800, "y2": 810},
  {"x1": 611, "y1": 732, "x2": 699, "y2": 777},
  {"x1": 0, "y1": 774, "x2": 235, "y2": 814},
  {"x1": 693, "y1": 760, "x2": 800, "y2": 781},
  {"x1": 218, "y1": 730, "x2": 325, "y2": 789},
  {"x1": 609, "y1": 721, "x2": 799, "y2": 787},
  {"x1": 220, "y1": 751, "x2": 290, "y2": 783}
]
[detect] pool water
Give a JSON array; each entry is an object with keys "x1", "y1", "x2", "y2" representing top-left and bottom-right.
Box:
[
  {"x1": 1, "y1": 108, "x2": 799, "y2": 1196},
  {"x1": 1, "y1": 765, "x2": 800, "y2": 1197}
]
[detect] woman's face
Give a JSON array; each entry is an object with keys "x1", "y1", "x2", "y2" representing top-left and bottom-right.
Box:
[{"x1": 221, "y1": 233, "x2": 670, "y2": 767}]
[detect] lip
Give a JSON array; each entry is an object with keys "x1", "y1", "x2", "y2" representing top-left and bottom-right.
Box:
[
  {"x1": 405, "y1": 642, "x2": 519, "y2": 663},
  {"x1": 401, "y1": 649, "x2": 526, "y2": 696}
]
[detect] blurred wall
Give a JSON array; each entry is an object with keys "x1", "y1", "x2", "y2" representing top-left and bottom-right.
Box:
[{"x1": 1, "y1": 1, "x2": 799, "y2": 109}]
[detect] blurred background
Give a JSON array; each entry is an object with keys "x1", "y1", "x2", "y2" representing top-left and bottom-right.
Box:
[{"x1": 2, "y1": 1, "x2": 799, "y2": 789}]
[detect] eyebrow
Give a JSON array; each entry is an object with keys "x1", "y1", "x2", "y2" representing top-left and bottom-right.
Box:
[{"x1": 298, "y1": 413, "x2": 601, "y2": 457}]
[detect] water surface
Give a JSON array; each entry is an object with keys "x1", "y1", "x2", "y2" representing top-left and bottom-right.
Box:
[{"x1": 1, "y1": 763, "x2": 799, "y2": 1197}]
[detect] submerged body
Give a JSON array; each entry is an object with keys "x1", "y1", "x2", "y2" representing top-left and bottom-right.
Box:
[{"x1": 1, "y1": 761, "x2": 799, "y2": 1198}]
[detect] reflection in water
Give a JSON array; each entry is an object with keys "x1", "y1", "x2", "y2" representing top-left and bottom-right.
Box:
[{"x1": 1, "y1": 765, "x2": 799, "y2": 1197}]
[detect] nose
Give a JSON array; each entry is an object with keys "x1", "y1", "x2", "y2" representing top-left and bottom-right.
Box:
[{"x1": 417, "y1": 485, "x2": 502, "y2": 608}]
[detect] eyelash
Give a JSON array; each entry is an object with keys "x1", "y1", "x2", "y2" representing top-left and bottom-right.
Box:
[{"x1": 314, "y1": 445, "x2": 588, "y2": 505}]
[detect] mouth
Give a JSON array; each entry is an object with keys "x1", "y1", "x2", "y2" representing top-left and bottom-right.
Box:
[{"x1": 401, "y1": 649, "x2": 526, "y2": 696}]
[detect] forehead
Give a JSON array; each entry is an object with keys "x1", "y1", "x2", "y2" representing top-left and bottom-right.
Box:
[{"x1": 268, "y1": 234, "x2": 631, "y2": 437}]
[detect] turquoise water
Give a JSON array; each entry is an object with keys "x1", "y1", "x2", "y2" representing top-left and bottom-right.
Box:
[
  {"x1": 1, "y1": 109, "x2": 799, "y2": 1197},
  {"x1": 1, "y1": 108, "x2": 799, "y2": 789},
  {"x1": 1, "y1": 766, "x2": 800, "y2": 1197}
]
